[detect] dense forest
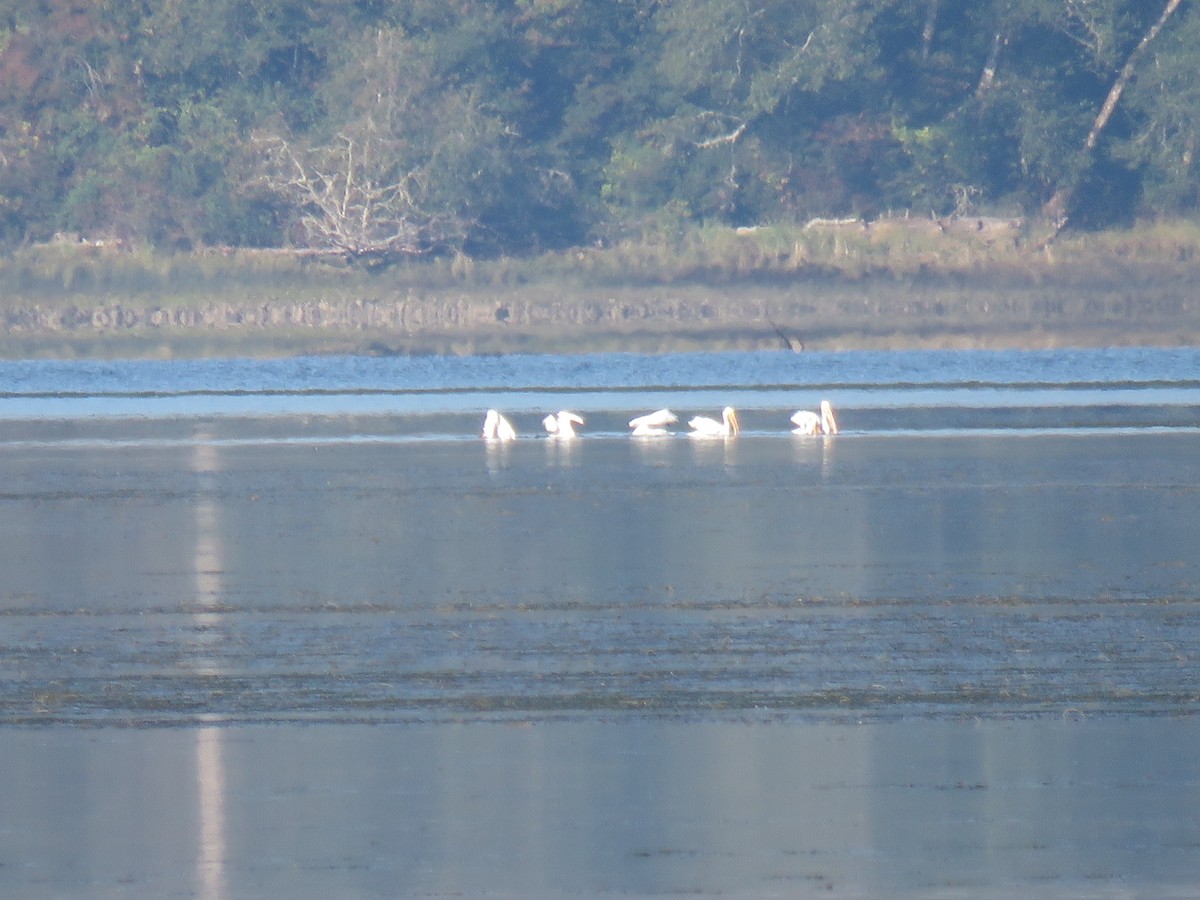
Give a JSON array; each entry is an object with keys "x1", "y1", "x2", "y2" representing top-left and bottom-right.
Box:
[{"x1": 0, "y1": 0, "x2": 1196, "y2": 265}]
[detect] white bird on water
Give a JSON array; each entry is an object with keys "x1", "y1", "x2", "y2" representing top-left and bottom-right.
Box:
[
  {"x1": 482, "y1": 409, "x2": 518, "y2": 441},
  {"x1": 543, "y1": 410, "x2": 586, "y2": 438},
  {"x1": 790, "y1": 400, "x2": 838, "y2": 436},
  {"x1": 688, "y1": 406, "x2": 740, "y2": 437},
  {"x1": 628, "y1": 408, "x2": 677, "y2": 436}
]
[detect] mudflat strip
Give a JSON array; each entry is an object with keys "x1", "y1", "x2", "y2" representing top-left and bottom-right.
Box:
[{"x1": 4, "y1": 279, "x2": 1200, "y2": 356}]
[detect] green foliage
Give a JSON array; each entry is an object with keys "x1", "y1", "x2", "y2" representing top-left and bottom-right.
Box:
[
  {"x1": 0, "y1": 0, "x2": 1198, "y2": 256},
  {"x1": 1113, "y1": 9, "x2": 1200, "y2": 215}
]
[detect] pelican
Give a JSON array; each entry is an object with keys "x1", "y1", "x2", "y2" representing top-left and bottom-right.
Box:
[
  {"x1": 543, "y1": 410, "x2": 585, "y2": 438},
  {"x1": 791, "y1": 400, "x2": 838, "y2": 435},
  {"x1": 629, "y1": 408, "x2": 677, "y2": 436},
  {"x1": 688, "y1": 406, "x2": 740, "y2": 437},
  {"x1": 482, "y1": 408, "x2": 517, "y2": 441}
]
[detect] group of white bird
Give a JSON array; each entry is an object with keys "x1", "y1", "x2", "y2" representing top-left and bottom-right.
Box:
[{"x1": 481, "y1": 400, "x2": 837, "y2": 440}]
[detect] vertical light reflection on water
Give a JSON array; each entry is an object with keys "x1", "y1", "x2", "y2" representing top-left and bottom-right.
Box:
[
  {"x1": 630, "y1": 434, "x2": 675, "y2": 465},
  {"x1": 195, "y1": 728, "x2": 227, "y2": 900},
  {"x1": 484, "y1": 439, "x2": 512, "y2": 474},
  {"x1": 799, "y1": 433, "x2": 874, "y2": 600},
  {"x1": 789, "y1": 432, "x2": 837, "y2": 481},
  {"x1": 819, "y1": 434, "x2": 836, "y2": 481},
  {"x1": 543, "y1": 437, "x2": 581, "y2": 468},
  {"x1": 191, "y1": 436, "x2": 227, "y2": 900},
  {"x1": 688, "y1": 435, "x2": 739, "y2": 467}
]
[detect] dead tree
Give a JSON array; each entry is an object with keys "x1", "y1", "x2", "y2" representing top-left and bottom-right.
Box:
[{"x1": 256, "y1": 128, "x2": 464, "y2": 266}]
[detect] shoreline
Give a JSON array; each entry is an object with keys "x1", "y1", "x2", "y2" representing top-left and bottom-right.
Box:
[
  {"x1": 6, "y1": 222, "x2": 1200, "y2": 358},
  {"x1": 2, "y1": 279, "x2": 1199, "y2": 359}
]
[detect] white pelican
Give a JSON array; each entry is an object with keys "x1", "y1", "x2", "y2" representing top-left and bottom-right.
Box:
[
  {"x1": 482, "y1": 408, "x2": 517, "y2": 441},
  {"x1": 688, "y1": 406, "x2": 740, "y2": 437},
  {"x1": 543, "y1": 410, "x2": 585, "y2": 438},
  {"x1": 629, "y1": 408, "x2": 677, "y2": 436},
  {"x1": 791, "y1": 400, "x2": 838, "y2": 435}
]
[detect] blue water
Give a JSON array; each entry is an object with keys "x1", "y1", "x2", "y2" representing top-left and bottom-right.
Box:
[
  {"x1": 4, "y1": 347, "x2": 1200, "y2": 897},
  {"x1": 1, "y1": 347, "x2": 1198, "y2": 433}
]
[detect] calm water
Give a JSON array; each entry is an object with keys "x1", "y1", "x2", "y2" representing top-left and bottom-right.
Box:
[
  {"x1": 2, "y1": 347, "x2": 1199, "y2": 897},
  {"x1": 2, "y1": 346, "x2": 1199, "y2": 429}
]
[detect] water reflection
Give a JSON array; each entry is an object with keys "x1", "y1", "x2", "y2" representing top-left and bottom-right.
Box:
[
  {"x1": 192, "y1": 438, "x2": 223, "y2": 616},
  {"x1": 484, "y1": 438, "x2": 512, "y2": 473},
  {"x1": 191, "y1": 435, "x2": 227, "y2": 900},
  {"x1": 195, "y1": 727, "x2": 227, "y2": 900},
  {"x1": 4, "y1": 720, "x2": 1198, "y2": 896},
  {"x1": 688, "y1": 435, "x2": 740, "y2": 467},
  {"x1": 3, "y1": 422, "x2": 1200, "y2": 895},
  {"x1": 630, "y1": 433, "x2": 676, "y2": 465},
  {"x1": 543, "y1": 436, "x2": 582, "y2": 468},
  {"x1": 790, "y1": 432, "x2": 837, "y2": 480}
]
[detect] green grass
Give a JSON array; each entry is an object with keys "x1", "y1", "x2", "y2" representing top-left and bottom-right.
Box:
[
  {"x1": 3, "y1": 219, "x2": 1200, "y2": 358},
  {"x1": 6, "y1": 219, "x2": 1200, "y2": 301}
]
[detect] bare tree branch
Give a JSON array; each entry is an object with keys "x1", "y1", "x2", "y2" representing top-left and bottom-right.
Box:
[
  {"x1": 1056, "y1": 0, "x2": 1109, "y2": 55},
  {"x1": 255, "y1": 128, "x2": 466, "y2": 265},
  {"x1": 696, "y1": 120, "x2": 748, "y2": 149}
]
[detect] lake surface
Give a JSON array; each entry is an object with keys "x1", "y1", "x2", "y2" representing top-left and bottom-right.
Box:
[
  {"x1": 2, "y1": 345, "x2": 1199, "y2": 426},
  {"x1": 2, "y1": 347, "x2": 1199, "y2": 896}
]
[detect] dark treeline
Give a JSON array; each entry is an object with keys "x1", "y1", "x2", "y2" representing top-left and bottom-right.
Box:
[{"x1": 0, "y1": 0, "x2": 1195, "y2": 264}]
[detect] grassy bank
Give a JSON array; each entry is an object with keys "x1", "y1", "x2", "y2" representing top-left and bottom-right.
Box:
[{"x1": 2, "y1": 220, "x2": 1199, "y2": 358}]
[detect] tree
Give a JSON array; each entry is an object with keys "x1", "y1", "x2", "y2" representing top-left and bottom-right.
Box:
[
  {"x1": 3, "y1": 0, "x2": 1200, "y2": 252},
  {"x1": 256, "y1": 123, "x2": 465, "y2": 262},
  {"x1": 1042, "y1": 0, "x2": 1185, "y2": 228},
  {"x1": 1115, "y1": 6, "x2": 1200, "y2": 214},
  {"x1": 600, "y1": 0, "x2": 887, "y2": 231},
  {"x1": 254, "y1": 26, "x2": 516, "y2": 265}
]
